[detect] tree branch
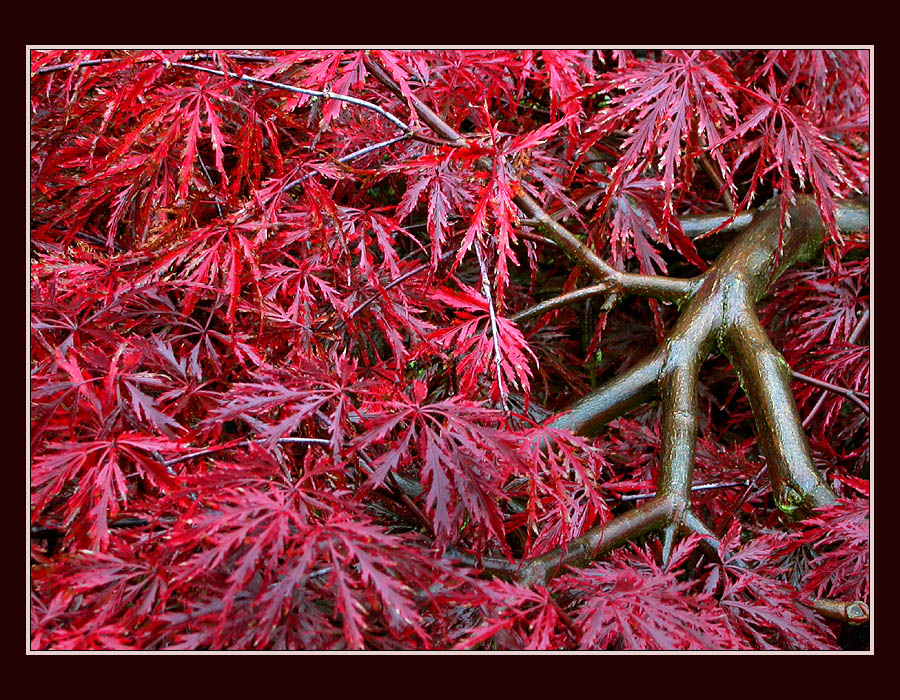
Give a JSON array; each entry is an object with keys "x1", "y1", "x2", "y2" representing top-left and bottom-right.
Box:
[
  {"x1": 803, "y1": 309, "x2": 869, "y2": 428},
  {"x1": 522, "y1": 198, "x2": 869, "y2": 242},
  {"x1": 678, "y1": 197, "x2": 870, "y2": 240},
  {"x1": 723, "y1": 301, "x2": 836, "y2": 515},
  {"x1": 547, "y1": 348, "x2": 666, "y2": 435},
  {"x1": 172, "y1": 62, "x2": 413, "y2": 132},
  {"x1": 510, "y1": 283, "x2": 614, "y2": 323},
  {"x1": 657, "y1": 356, "x2": 702, "y2": 563},
  {"x1": 517, "y1": 496, "x2": 674, "y2": 585},
  {"x1": 792, "y1": 371, "x2": 869, "y2": 415},
  {"x1": 282, "y1": 134, "x2": 410, "y2": 193},
  {"x1": 506, "y1": 196, "x2": 845, "y2": 579},
  {"x1": 364, "y1": 54, "x2": 630, "y2": 288},
  {"x1": 806, "y1": 598, "x2": 870, "y2": 625}
]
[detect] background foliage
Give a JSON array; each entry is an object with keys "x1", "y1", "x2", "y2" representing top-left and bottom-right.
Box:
[{"x1": 30, "y1": 49, "x2": 869, "y2": 650}]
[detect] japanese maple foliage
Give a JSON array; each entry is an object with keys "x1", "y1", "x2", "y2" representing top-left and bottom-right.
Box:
[{"x1": 30, "y1": 49, "x2": 869, "y2": 651}]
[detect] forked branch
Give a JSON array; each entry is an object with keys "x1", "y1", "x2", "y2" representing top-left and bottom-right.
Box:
[
  {"x1": 367, "y1": 56, "x2": 868, "y2": 594},
  {"x1": 484, "y1": 196, "x2": 865, "y2": 585}
]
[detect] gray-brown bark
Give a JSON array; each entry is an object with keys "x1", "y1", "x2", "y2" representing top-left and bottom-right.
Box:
[
  {"x1": 516, "y1": 196, "x2": 866, "y2": 584},
  {"x1": 366, "y1": 54, "x2": 869, "y2": 586}
]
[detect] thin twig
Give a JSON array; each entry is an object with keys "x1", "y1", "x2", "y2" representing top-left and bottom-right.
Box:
[
  {"x1": 32, "y1": 52, "x2": 276, "y2": 74},
  {"x1": 803, "y1": 309, "x2": 870, "y2": 428},
  {"x1": 159, "y1": 433, "x2": 435, "y2": 536},
  {"x1": 511, "y1": 283, "x2": 612, "y2": 323},
  {"x1": 171, "y1": 62, "x2": 412, "y2": 132},
  {"x1": 548, "y1": 597, "x2": 581, "y2": 639},
  {"x1": 31, "y1": 515, "x2": 177, "y2": 540},
  {"x1": 792, "y1": 371, "x2": 869, "y2": 415},
  {"x1": 619, "y1": 479, "x2": 750, "y2": 502},
  {"x1": 698, "y1": 138, "x2": 735, "y2": 212},
  {"x1": 282, "y1": 134, "x2": 409, "y2": 193},
  {"x1": 315, "y1": 249, "x2": 456, "y2": 335},
  {"x1": 719, "y1": 464, "x2": 769, "y2": 537},
  {"x1": 32, "y1": 229, "x2": 124, "y2": 254},
  {"x1": 173, "y1": 62, "x2": 456, "y2": 149},
  {"x1": 348, "y1": 260, "x2": 429, "y2": 318},
  {"x1": 355, "y1": 451, "x2": 434, "y2": 536},
  {"x1": 197, "y1": 153, "x2": 223, "y2": 217},
  {"x1": 35, "y1": 53, "x2": 456, "y2": 151},
  {"x1": 516, "y1": 229, "x2": 557, "y2": 246},
  {"x1": 350, "y1": 263, "x2": 429, "y2": 317}
]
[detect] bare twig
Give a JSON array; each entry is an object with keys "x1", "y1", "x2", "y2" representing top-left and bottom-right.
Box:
[
  {"x1": 516, "y1": 229, "x2": 557, "y2": 246},
  {"x1": 31, "y1": 229, "x2": 124, "y2": 254},
  {"x1": 801, "y1": 308, "x2": 871, "y2": 428},
  {"x1": 356, "y1": 452, "x2": 434, "y2": 536},
  {"x1": 282, "y1": 134, "x2": 410, "y2": 193},
  {"x1": 721, "y1": 464, "x2": 769, "y2": 537},
  {"x1": 32, "y1": 52, "x2": 277, "y2": 75},
  {"x1": 792, "y1": 371, "x2": 869, "y2": 415},
  {"x1": 172, "y1": 62, "x2": 412, "y2": 131},
  {"x1": 619, "y1": 479, "x2": 750, "y2": 502},
  {"x1": 172, "y1": 62, "x2": 458, "y2": 149},
  {"x1": 172, "y1": 435, "x2": 436, "y2": 536},
  {"x1": 511, "y1": 283, "x2": 613, "y2": 323},
  {"x1": 316, "y1": 249, "x2": 456, "y2": 335},
  {"x1": 699, "y1": 148, "x2": 735, "y2": 211},
  {"x1": 548, "y1": 597, "x2": 581, "y2": 639},
  {"x1": 35, "y1": 53, "x2": 456, "y2": 152},
  {"x1": 349, "y1": 262, "x2": 428, "y2": 319},
  {"x1": 197, "y1": 153, "x2": 223, "y2": 217}
]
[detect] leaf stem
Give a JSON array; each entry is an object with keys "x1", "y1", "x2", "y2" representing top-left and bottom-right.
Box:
[{"x1": 474, "y1": 238, "x2": 510, "y2": 413}]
